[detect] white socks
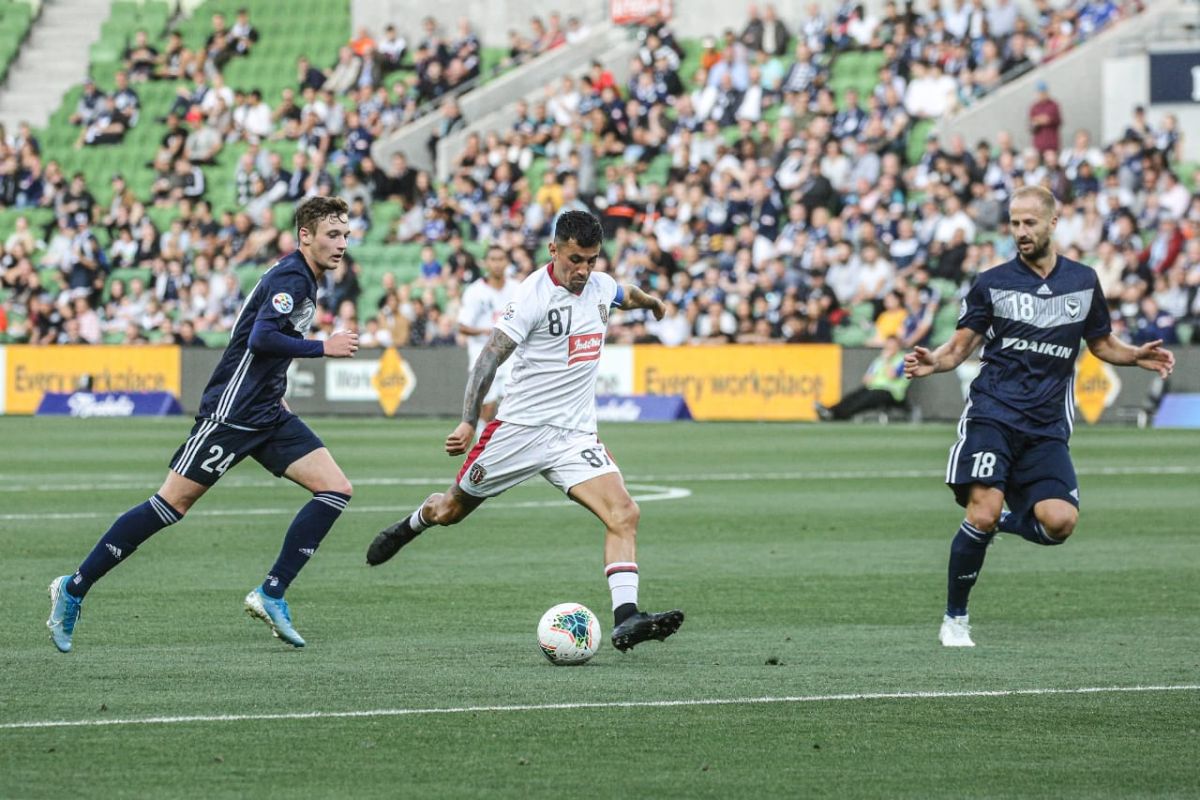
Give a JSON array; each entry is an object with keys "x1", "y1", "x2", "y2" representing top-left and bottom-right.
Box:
[{"x1": 605, "y1": 562, "x2": 639, "y2": 610}]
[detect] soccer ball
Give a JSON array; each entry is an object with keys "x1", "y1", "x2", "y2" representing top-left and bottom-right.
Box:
[{"x1": 537, "y1": 603, "x2": 601, "y2": 665}]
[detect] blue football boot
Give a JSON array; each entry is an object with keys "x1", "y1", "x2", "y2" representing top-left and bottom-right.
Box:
[
  {"x1": 244, "y1": 587, "x2": 306, "y2": 647},
  {"x1": 47, "y1": 575, "x2": 84, "y2": 653}
]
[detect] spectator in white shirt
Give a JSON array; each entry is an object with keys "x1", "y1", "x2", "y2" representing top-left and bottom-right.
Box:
[
  {"x1": 648, "y1": 301, "x2": 691, "y2": 346},
  {"x1": 565, "y1": 16, "x2": 590, "y2": 45},
  {"x1": 235, "y1": 89, "x2": 273, "y2": 141},
  {"x1": 933, "y1": 195, "x2": 977, "y2": 244},
  {"x1": 852, "y1": 243, "x2": 896, "y2": 303},
  {"x1": 547, "y1": 77, "x2": 581, "y2": 126},
  {"x1": 1060, "y1": 129, "x2": 1103, "y2": 180},
  {"x1": 943, "y1": 0, "x2": 972, "y2": 41},
  {"x1": 378, "y1": 25, "x2": 406, "y2": 70},
  {"x1": 826, "y1": 247, "x2": 862, "y2": 305},
  {"x1": 987, "y1": 0, "x2": 1019, "y2": 38},
  {"x1": 1159, "y1": 171, "x2": 1190, "y2": 220},
  {"x1": 904, "y1": 62, "x2": 956, "y2": 119},
  {"x1": 200, "y1": 73, "x2": 234, "y2": 115}
]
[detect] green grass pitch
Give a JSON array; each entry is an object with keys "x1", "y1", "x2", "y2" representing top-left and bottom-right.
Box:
[{"x1": 1, "y1": 418, "x2": 1198, "y2": 798}]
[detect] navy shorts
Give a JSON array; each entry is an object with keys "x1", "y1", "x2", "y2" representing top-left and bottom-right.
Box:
[
  {"x1": 945, "y1": 418, "x2": 1079, "y2": 516},
  {"x1": 168, "y1": 415, "x2": 325, "y2": 486}
]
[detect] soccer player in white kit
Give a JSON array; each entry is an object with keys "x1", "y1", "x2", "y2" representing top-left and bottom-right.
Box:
[
  {"x1": 457, "y1": 245, "x2": 519, "y2": 423},
  {"x1": 367, "y1": 211, "x2": 685, "y2": 652}
]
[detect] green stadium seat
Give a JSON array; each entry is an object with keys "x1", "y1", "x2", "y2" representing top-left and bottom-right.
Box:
[
  {"x1": 908, "y1": 119, "x2": 936, "y2": 166},
  {"x1": 199, "y1": 329, "x2": 231, "y2": 347},
  {"x1": 832, "y1": 325, "x2": 869, "y2": 347},
  {"x1": 239, "y1": 269, "x2": 264, "y2": 294},
  {"x1": 931, "y1": 301, "x2": 961, "y2": 346}
]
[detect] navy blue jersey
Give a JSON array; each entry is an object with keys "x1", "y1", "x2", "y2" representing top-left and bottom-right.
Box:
[
  {"x1": 957, "y1": 255, "x2": 1111, "y2": 441},
  {"x1": 198, "y1": 252, "x2": 319, "y2": 429}
]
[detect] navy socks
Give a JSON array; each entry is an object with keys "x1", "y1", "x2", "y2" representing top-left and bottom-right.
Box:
[
  {"x1": 70, "y1": 494, "x2": 183, "y2": 598},
  {"x1": 261, "y1": 491, "x2": 350, "y2": 598},
  {"x1": 946, "y1": 520, "x2": 994, "y2": 617},
  {"x1": 997, "y1": 510, "x2": 1064, "y2": 546}
]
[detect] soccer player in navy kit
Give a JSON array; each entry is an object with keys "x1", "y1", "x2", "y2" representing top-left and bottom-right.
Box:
[
  {"x1": 905, "y1": 186, "x2": 1174, "y2": 647},
  {"x1": 46, "y1": 197, "x2": 360, "y2": 651}
]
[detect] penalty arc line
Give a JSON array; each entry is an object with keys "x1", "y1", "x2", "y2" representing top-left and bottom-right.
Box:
[{"x1": 2, "y1": 684, "x2": 1197, "y2": 731}]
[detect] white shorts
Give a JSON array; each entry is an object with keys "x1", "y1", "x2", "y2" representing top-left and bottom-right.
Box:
[{"x1": 456, "y1": 421, "x2": 621, "y2": 498}]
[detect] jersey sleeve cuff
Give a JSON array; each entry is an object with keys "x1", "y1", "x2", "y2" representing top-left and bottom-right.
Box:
[{"x1": 494, "y1": 321, "x2": 525, "y2": 345}]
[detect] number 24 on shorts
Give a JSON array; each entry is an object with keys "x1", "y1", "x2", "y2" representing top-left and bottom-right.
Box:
[{"x1": 201, "y1": 445, "x2": 236, "y2": 476}]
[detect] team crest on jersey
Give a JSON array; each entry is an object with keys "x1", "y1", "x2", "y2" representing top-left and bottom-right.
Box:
[
  {"x1": 272, "y1": 292, "x2": 294, "y2": 314},
  {"x1": 598, "y1": 303, "x2": 608, "y2": 324},
  {"x1": 502, "y1": 302, "x2": 516, "y2": 321},
  {"x1": 468, "y1": 463, "x2": 487, "y2": 485},
  {"x1": 1064, "y1": 296, "x2": 1082, "y2": 319}
]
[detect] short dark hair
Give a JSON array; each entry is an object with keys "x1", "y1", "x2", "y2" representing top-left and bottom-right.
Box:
[
  {"x1": 294, "y1": 196, "x2": 349, "y2": 236},
  {"x1": 553, "y1": 210, "x2": 603, "y2": 248}
]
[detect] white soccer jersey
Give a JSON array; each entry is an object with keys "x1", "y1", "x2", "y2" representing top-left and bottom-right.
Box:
[
  {"x1": 458, "y1": 276, "x2": 519, "y2": 367},
  {"x1": 494, "y1": 264, "x2": 621, "y2": 433}
]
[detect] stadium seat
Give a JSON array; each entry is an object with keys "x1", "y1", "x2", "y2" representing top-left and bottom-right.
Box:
[{"x1": 0, "y1": 1, "x2": 36, "y2": 84}]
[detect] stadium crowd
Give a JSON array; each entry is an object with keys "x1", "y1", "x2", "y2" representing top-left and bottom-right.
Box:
[{"x1": 1, "y1": 0, "x2": 1196, "y2": 351}]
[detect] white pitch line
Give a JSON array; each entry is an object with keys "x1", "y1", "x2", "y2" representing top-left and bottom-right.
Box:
[
  {"x1": 2, "y1": 684, "x2": 1196, "y2": 731},
  {"x1": 1, "y1": 464, "x2": 1195, "y2": 494},
  {"x1": 0, "y1": 485, "x2": 692, "y2": 522}
]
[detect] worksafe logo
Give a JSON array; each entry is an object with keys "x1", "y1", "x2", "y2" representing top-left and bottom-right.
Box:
[
  {"x1": 371, "y1": 347, "x2": 417, "y2": 416},
  {"x1": 1074, "y1": 350, "x2": 1121, "y2": 425}
]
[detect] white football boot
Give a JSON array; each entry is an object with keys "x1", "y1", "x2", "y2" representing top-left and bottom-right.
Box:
[{"x1": 939, "y1": 614, "x2": 975, "y2": 647}]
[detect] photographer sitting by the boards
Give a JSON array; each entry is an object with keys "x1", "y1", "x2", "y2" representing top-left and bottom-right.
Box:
[{"x1": 816, "y1": 335, "x2": 909, "y2": 421}]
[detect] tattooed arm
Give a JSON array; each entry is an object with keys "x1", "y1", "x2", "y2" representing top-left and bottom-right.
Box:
[
  {"x1": 618, "y1": 284, "x2": 667, "y2": 320},
  {"x1": 445, "y1": 329, "x2": 518, "y2": 456}
]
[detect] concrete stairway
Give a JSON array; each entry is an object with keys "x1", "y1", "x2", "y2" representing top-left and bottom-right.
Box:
[{"x1": 0, "y1": 0, "x2": 114, "y2": 130}]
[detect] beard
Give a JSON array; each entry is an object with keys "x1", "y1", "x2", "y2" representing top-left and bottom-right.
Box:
[{"x1": 1020, "y1": 234, "x2": 1052, "y2": 262}]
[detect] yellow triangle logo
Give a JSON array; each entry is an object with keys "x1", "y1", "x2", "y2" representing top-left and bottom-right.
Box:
[
  {"x1": 371, "y1": 348, "x2": 412, "y2": 416},
  {"x1": 1074, "y1": 350, "x2": 1121, "y2": 425}
]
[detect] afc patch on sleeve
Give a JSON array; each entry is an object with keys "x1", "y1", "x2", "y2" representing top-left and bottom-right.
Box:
[
  {"x1": 272, "y1": 292, "x2": 294, "y2": 314},
  {"x1": 958, "y1": 298, "x2": 968, "y2": 320},
  {"x1": 502, "y1": 302, "x2": 516, "y2": 321}
]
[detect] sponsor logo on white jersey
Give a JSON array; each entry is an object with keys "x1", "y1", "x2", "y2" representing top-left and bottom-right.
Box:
[
  {"x1": 568, "y1": 332, "x2": 604, "y2": 365},
  {"x1": 1037, "y1": 283, "x2": 1053, "y2": 295},
  {"x1": 1000, "y1": 337, "x2": 1074, "y2": 359}
]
